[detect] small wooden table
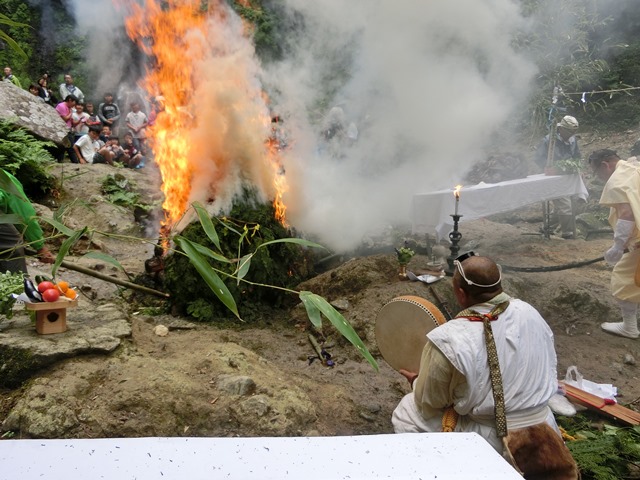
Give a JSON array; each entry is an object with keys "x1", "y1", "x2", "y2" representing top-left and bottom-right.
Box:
[{"x1": 25, "y1": 298, "x2": 78, "y2": 335}]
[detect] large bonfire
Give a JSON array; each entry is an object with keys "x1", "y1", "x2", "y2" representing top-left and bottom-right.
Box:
[{"x1": 120, "y1": 0, "x2": 289, "y2": 232}]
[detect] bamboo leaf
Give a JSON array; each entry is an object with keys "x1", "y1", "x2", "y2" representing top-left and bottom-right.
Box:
[
  {"x1": 82, "y1": 251, "x2": 128, "y2": 275},
  {"x1": 299, "y1": 291, "x2": 379, "y2": 371},
  {"x1": 0, "y1": 13, "x2": 30, "y2": 28},
  {"x1": 0, "y1": 169, "x2": 27, "y2": 201},
  {"x1": 218, "y1": 218, "x2": 242, "y2": 236},
  {"x1": 192, "y1": 201, "x2": 221, "y2": 252},
  {"x1": 176, "y1": 236, "x2": 240, "y2": 319},
  {"x1": 236, "y1": 254, "x2": 252, "y2": 284},
  {"x1": 39, "y1": 216, "x2": 77, "y2": 237},
  {"x1": 0, "y1": 30, "x2": 27, "y2": 61},
  {"x1": 52, "y1": 227, "x2": 87, "y2": 278},
  {"x1": 299, "y1": 292, "x2": 323, "y2": 329},
  {"x1": 185, "y1": 240, "x2": 231, "y2": 263},
  {"x1": 257, "y1": 238, "x2": 328, "y2": 251}
]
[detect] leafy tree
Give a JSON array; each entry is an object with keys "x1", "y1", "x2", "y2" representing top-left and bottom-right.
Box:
[
  {"x1": 0, "y1": 0, "x2": 88, "y2": 95},
  {"x1": 515, "y1": 0, "x2": 611, "y2": 135}
]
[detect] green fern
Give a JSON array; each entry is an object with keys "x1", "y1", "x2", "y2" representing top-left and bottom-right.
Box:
[{"x1": 0, "y1": 121, "x2": 57, "y2": 198}]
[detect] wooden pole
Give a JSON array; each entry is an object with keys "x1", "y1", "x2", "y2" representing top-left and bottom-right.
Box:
[{"x1": 60, "y1": 260, "x2": 170, "y2": 298}]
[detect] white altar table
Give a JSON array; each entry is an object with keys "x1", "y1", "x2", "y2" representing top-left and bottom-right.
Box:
[
  {"x1": 0, "y1": 433, "x2": 522, "y2": 479},
  {"x1": 411, "y1": 173, "x2": 589, "y2": 241}
]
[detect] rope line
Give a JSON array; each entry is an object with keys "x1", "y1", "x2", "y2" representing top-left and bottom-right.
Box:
[
  {"x1": 562, "y1": 86, "x2": 640, "y2": 95},
  {"x1": 501, "y1": 256, "x2": 604, "y2": 273}
]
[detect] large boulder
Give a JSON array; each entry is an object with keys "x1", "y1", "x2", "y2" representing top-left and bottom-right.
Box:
[{"x1": 0, "y1": 80, "x2": 69, "y2": 146}]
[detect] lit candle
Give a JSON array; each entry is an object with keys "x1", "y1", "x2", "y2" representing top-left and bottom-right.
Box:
[{"x1": 453, "y1": 185, "x2": 462, "y2": 216}]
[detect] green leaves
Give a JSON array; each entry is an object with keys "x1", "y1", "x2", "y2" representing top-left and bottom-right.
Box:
[
  {"x1": 0, "y1": 13, "x2": 29, "y2": 61},
  {"x1": 82, "y1": 251, "x2": 129, "y2": 277},
  {"x1": 192, "y1": 202, "x2": 221, "y2": 251},
  {"x1": 175, "y1": 236, "x2": 239, "y2": 319},
  {"x1": 299, "y1": 291, "x2": 378, "y2": 371},
  {"x1": 0, "y1": 168, "x2": 27, "y2": 201},
  {"x1": 52, "y1": 227, "x2": 87, "y2": 278},
  {"x1": 258, "y1": 237, "x2": 327, "y2": 251},
  {"x1": 0, "y1": 270, "x2": 24, "y2": 319},
  {"x1": 177, "y1": 201, "x2": 378, "y2": 370}
]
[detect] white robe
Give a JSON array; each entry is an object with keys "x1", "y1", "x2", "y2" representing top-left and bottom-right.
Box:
[{"x1": 392, "y1": 297, "x2": 559, "y2": 453}]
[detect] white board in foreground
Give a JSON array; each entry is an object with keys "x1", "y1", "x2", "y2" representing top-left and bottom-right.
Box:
[{"x1": 0, "y1": 432, "x2": 522, "y2": 479}]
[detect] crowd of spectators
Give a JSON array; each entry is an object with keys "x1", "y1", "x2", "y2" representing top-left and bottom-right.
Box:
[{"x1": 2, "y1": 67, "x2": 159, "y2": 170}]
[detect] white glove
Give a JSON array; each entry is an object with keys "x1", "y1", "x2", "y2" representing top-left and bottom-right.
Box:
[
  {"x1": 605, "y1": 219, "x2": 635, "y2": 266},
  {"x1": 604, "y1": 246, "x2": 624, "y2": 265}
]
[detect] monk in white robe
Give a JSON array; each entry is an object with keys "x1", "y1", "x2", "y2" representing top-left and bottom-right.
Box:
[{"x1": 392, "y1": 255, "x2": 578, "y2": 479}]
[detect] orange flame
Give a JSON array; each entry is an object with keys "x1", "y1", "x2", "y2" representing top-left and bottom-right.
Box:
[
  {"x1": 453, "y1": 184, "x2": 462, "y2": 199},
  {"x1": 119, "y1": 0, "x2": 289, "y2": 230},
  {"x1": 266, "y1": 131, "x2": 289, "y2": 227},
  {"x1": 123, "y1": 0, "x2": 205, "y2": 227}
]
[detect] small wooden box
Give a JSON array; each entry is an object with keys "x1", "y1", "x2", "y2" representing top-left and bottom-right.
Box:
[{"x1": 25, "y1": 299, "x2": 78, "y2": 335}]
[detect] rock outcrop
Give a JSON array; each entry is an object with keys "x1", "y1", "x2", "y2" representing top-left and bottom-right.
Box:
[{"x1": 0, "y1": 80, "x2": 70, "y2": 146}]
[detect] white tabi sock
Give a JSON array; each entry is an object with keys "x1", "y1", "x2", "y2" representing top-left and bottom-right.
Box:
[{"x1": 601, "y1": 300, "x2": 639, "y2": 339}]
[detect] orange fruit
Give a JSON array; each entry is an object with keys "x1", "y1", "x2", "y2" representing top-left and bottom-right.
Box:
[
  {"x1": 57, "y1": 281, "x2": 69, "y2": 293},
  {"x1": 64, "y1": 288, "x2": 77, "y2": 300}
]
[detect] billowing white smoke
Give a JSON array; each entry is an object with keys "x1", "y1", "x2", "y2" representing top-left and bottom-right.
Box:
[
  {"x1": 61, "y1": 0, "x2": 132, "y2": 96},
  {"x1": 265, "y1": 0, "x2": 537, "y2": 250},
  {"x1": 60, "y1": 0, "x2": 537, "y2": 252}
]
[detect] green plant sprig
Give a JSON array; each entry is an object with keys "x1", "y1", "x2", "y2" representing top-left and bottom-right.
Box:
[{"x1": 395, "y1": 246, "x2": 415, "y2": 265}]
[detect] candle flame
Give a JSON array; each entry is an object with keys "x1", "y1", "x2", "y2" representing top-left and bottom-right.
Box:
[{"x1": 453, "y1": 185, "x2": 462, "y2": 198}]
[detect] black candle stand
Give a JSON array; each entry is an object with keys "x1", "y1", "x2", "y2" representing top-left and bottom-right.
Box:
[{"x1": 446, "y1": 214, "x2": 463, "y2": 274}]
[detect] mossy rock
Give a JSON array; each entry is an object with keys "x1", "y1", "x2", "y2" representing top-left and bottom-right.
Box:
[{"x1": 0, "y1": 347, "x2": 38, "y2": 388}]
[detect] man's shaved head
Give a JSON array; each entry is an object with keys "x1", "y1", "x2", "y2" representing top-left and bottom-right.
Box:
[{"x1": 453, "y1": 255, "x2": 502, "y2": 303}]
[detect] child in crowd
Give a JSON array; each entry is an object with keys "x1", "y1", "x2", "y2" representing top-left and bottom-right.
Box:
[
  {"x1": 100, "y1": 125, "x2": 111, "y2": 143},
  {"x1": 105, "y1": 138, "x2": 127, "y2": 164},
  {"x1": 85, "y1": 102, "x2": 102, "y2": 128},
  {"x1": 72, "y1": 103, "x2": 90, "y2": 143},
  {"x1": 122, "y1": 133, "x2": 145, "y2": 169},
  {"x1": 125, "y1": 101, "x2": 148, "y2": 154}
]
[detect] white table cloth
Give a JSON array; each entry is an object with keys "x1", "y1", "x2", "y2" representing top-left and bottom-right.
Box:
[
  {"x1": 412, "y1": 173, "x2": 589, "y2": 241},
  {"x1": 0, "y1": 433, "x2": 522, "y2": 479}
]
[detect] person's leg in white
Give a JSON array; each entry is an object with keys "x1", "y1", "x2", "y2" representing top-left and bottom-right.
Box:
[{"x1": 602, "y1": 299, "x2": 639, "y2": 339}]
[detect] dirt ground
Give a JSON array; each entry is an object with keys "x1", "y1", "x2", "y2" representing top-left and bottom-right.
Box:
[{"x1": 1, "y1": 129, "x2": 639, "y2": 439}]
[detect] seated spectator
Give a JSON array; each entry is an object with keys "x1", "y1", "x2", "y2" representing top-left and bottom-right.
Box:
[
  {"x1": 125, "y1": 101, "x2": 149, "y2": 153},
  {"x1": 105, "y1": 138, "x2": 127, "y2": 164},
  {"x1": 73, "y1": 126, "x2": 114, "y2": 165},
  {"x1": 122, "y1": 132, "x2": 145, "y2": 168},
  {"x1": 59, "y1": 73, "x2": 84, "y2": 104},
  {"x1": 98, "y1": 92, "x2": 121, "y2": 136},
  {"x1": 72, "y1": 103, "x2": 90, "y2": 143},
  {"x1": 28, "y1": 84, "x2": 45, "y2": 102},
  {"x1": 100, "y1": 125, "x2": 112, "y2": 143},
  {"x1": 38, "y1": 75, "x2": 57, "y2": 106},
  {"x1": 3, "y1": 66, "x2": 22, "y2": 88}
]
